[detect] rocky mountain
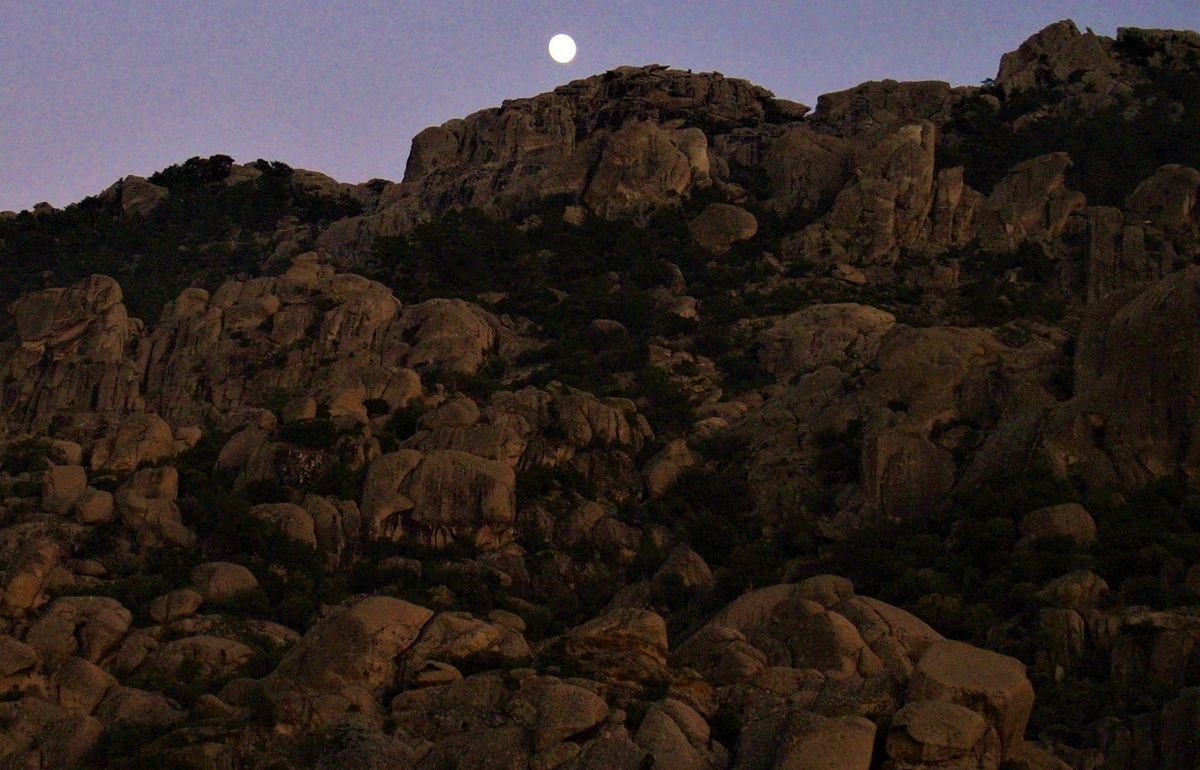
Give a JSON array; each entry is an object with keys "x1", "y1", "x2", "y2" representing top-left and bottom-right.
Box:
[{"x1": 1, "y1": 18, "x2": 1199, "y2": 770}]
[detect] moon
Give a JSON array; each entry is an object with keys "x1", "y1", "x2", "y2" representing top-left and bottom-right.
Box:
[{"x1": 548, "y1": 34, "x2": 576, "y2": 64}]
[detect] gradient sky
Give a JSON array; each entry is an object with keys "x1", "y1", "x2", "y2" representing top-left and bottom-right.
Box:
[{"x1": 3, "y1": 1, "x2": 1199, "y2": 212}]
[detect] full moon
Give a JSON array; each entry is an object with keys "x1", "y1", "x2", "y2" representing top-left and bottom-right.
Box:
[{"x1": 548, "y1": 34, "x2": 576, "y2": 64}]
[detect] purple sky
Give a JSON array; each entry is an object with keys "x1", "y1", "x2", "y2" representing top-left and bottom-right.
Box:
[{"x1": 3, "y1": 1, "x2": 1199, "y2": 212}]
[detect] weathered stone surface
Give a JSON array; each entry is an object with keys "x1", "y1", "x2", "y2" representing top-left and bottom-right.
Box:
[
  {"x1": 90, "y1": 413, "x2": 178, "y2": 472},
  {"x1": 95, "y1": 685, "x2": 186, "y2": 730},
  {"x1": 265, "y1": 596, "x2": 433, "y2": 726},
  {"x1": 1019, "y1": 503, "x2": 1097, "y2": 546},
  {"x1": 736, "y1": 709, "x2": 876, "y2": 770},
  {"x1": 821, "y1": 122, "x2": 938, "y2": 264},
  {"x1": 525, "y1": 678, "x2": 609, "y2": 752},
  {"x1": 908, "y1": 640, "x2": 1035, "y2": 759},
  {"x1": 25, "y1": 596, "x2": 132, "y2": 665},
  {"x1": 811, "y1": 79, "x2": 955, "y2": 134},
  {"x1": 861, "y1": 430, "x2": 957, "y2": 521},
  {"x1": 995, "y1": 20, "x2": 1120, "y2": 97},
  {"x1": 148, "y1": 588, "x2": 204, "y2": 624},
  {"x1": 1041, "y1": 268, "x2": 1200, "y2": 489},
  {"x1": 643, "y1": 438, "x2": 698, "y2": 499},
  {"x1": 759, "y1": 304, "x2": 896, "y2": 378},
  {"x1": 250, "y1": 502, "x2": 317, "y2": 548},
  {"x1": 653, "y1": 544, "x2": 715, "y2": 591},
  {"x1": 398, "y1": 298, "x2": 500, "y2": 374},
  {"x1": 689, "y1": 203, "x2": 758, "y2": 253},
  {"x1": 0, "y1": 637, "x2": 38, "y2": 678},
  {"x1": 98, "y1": 175, "x2": 170, "y2": 217},
  {"x1": 41, "y1": 465, "x2": 87, "y2": 516},
  {"x1": 885, "y1": 699, "x2": 1000, "y2": 770},
  {"x1": 1, "y1": 538, "x2": 60, "y2": 616},
  {"x1": 50, "y1": 657, "x2": 116, "y2": 715},
  {"x1": 976, "y1": 153, "x2": 1085, "y2": 253},
  {"x1": 635, "y1": 698, "x2": 725, "y2": 770},
  {"x1": 1036, "y1": 570, "x2": 1109, "y2": 612},
  {"x1": 1111, "y1": 608, "x2": 1200, "y2": 688},
  {"x1": 400, "y1": 611, "x2": 531, "y2": 684},
  {"x1": 565, "y1": 608, "x2": 670, "y2": 685},
  {"x1": 1125, "y1": 164, "x2": 1200, "y2": 232},
  {"x1": 73, "y1": 488, "x2": 114, "y2": 524},
  {"x1": 138, "y1": 635, "x2": 255, "y2": 681},
  {"x1": 190, "y1": 562, "x2": 259, "y2": 603}
]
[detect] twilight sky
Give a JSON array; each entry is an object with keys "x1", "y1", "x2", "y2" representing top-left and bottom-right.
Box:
[{"x1": 3, "y1": 1, "x2": 1199, "y2": 212}]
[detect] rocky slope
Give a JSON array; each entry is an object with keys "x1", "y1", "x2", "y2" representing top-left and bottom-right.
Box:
[{"x1": 1, "y1": 19, "x2": 1199, "y2": 770}]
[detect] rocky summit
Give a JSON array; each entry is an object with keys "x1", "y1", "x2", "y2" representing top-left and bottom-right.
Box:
[{"x1": 1, "y1": 19, "x2": 1200, "y2": 770}]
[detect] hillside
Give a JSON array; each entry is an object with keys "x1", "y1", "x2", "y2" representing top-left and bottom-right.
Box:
[{"x1": 0, "y1": 19, "x2": 1199, "y2": 770}]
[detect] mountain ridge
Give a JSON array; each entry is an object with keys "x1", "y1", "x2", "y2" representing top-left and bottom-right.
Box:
[{"x1": 0, "y1": 18, "x2": 1198, "y2": 769}]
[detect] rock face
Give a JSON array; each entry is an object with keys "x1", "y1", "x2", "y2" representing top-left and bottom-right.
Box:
[
  {"x1": 360, "y1": 449, "x2": 516, "y2": 546},
  {"x1": 265, "y1": 597, "x2": 434, "y2": 727},
  {"x1": 1039, "y1": 268, "x2": 1200, "y2": 489}
]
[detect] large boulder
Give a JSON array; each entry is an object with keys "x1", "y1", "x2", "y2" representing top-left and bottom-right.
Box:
[
  {"x1": 24, "y1": 596, "x2": 132, "y2": 665},
  {"x1": 264, "y1": 596, "x2": 433, "y2": 727},
  {"x1": 884, "y1": 699, "x2": 1002, "y2": 770},
  {"x1": 583, "y1": 120, "x2": 699, "y2": 219},
  {"x1": 360, "y1": 449, "x2": 516, "y2": 546},
  {"x1": 1, "y1": 538, "x2": 61, "y2": 616},
  {"x1": 976, "y1": 153, "x2": 1085, "y2": 253},
  {"x1": 41, "y1": 465, "x2": 88, "y2": 516},
  {"x1": 758, "y1": 304, "x2": 896, "y2": 379},
  {"x1": 565, "y1": 608, "x2": 670, "y2": 686},
  {"x1": 689, "y1": 203, "x2": 758, "y2": 253},
  {"x1": 1018, "y1": 503, "x2": 1097, "y2": 546},
  {"x1": 994, "y1": 20, "x2": 1120, "y2": 97},
  {"x1": 90, "y1": 413, "x2": 178, "y2": 473},
  {"x1": 907, "y1": 640, "x2": 1035, "y2": 760},
  {"x1": 190, "y1": 562, "x2": 259, "y2": 603},
  {"x1": 735, "y1": 709, "x2": 876, "y2": 770}
]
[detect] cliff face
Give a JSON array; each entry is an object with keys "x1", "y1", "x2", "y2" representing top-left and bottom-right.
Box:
[{"x1": 1, "y1": 19, "x2": 1199, "y2": 770}]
